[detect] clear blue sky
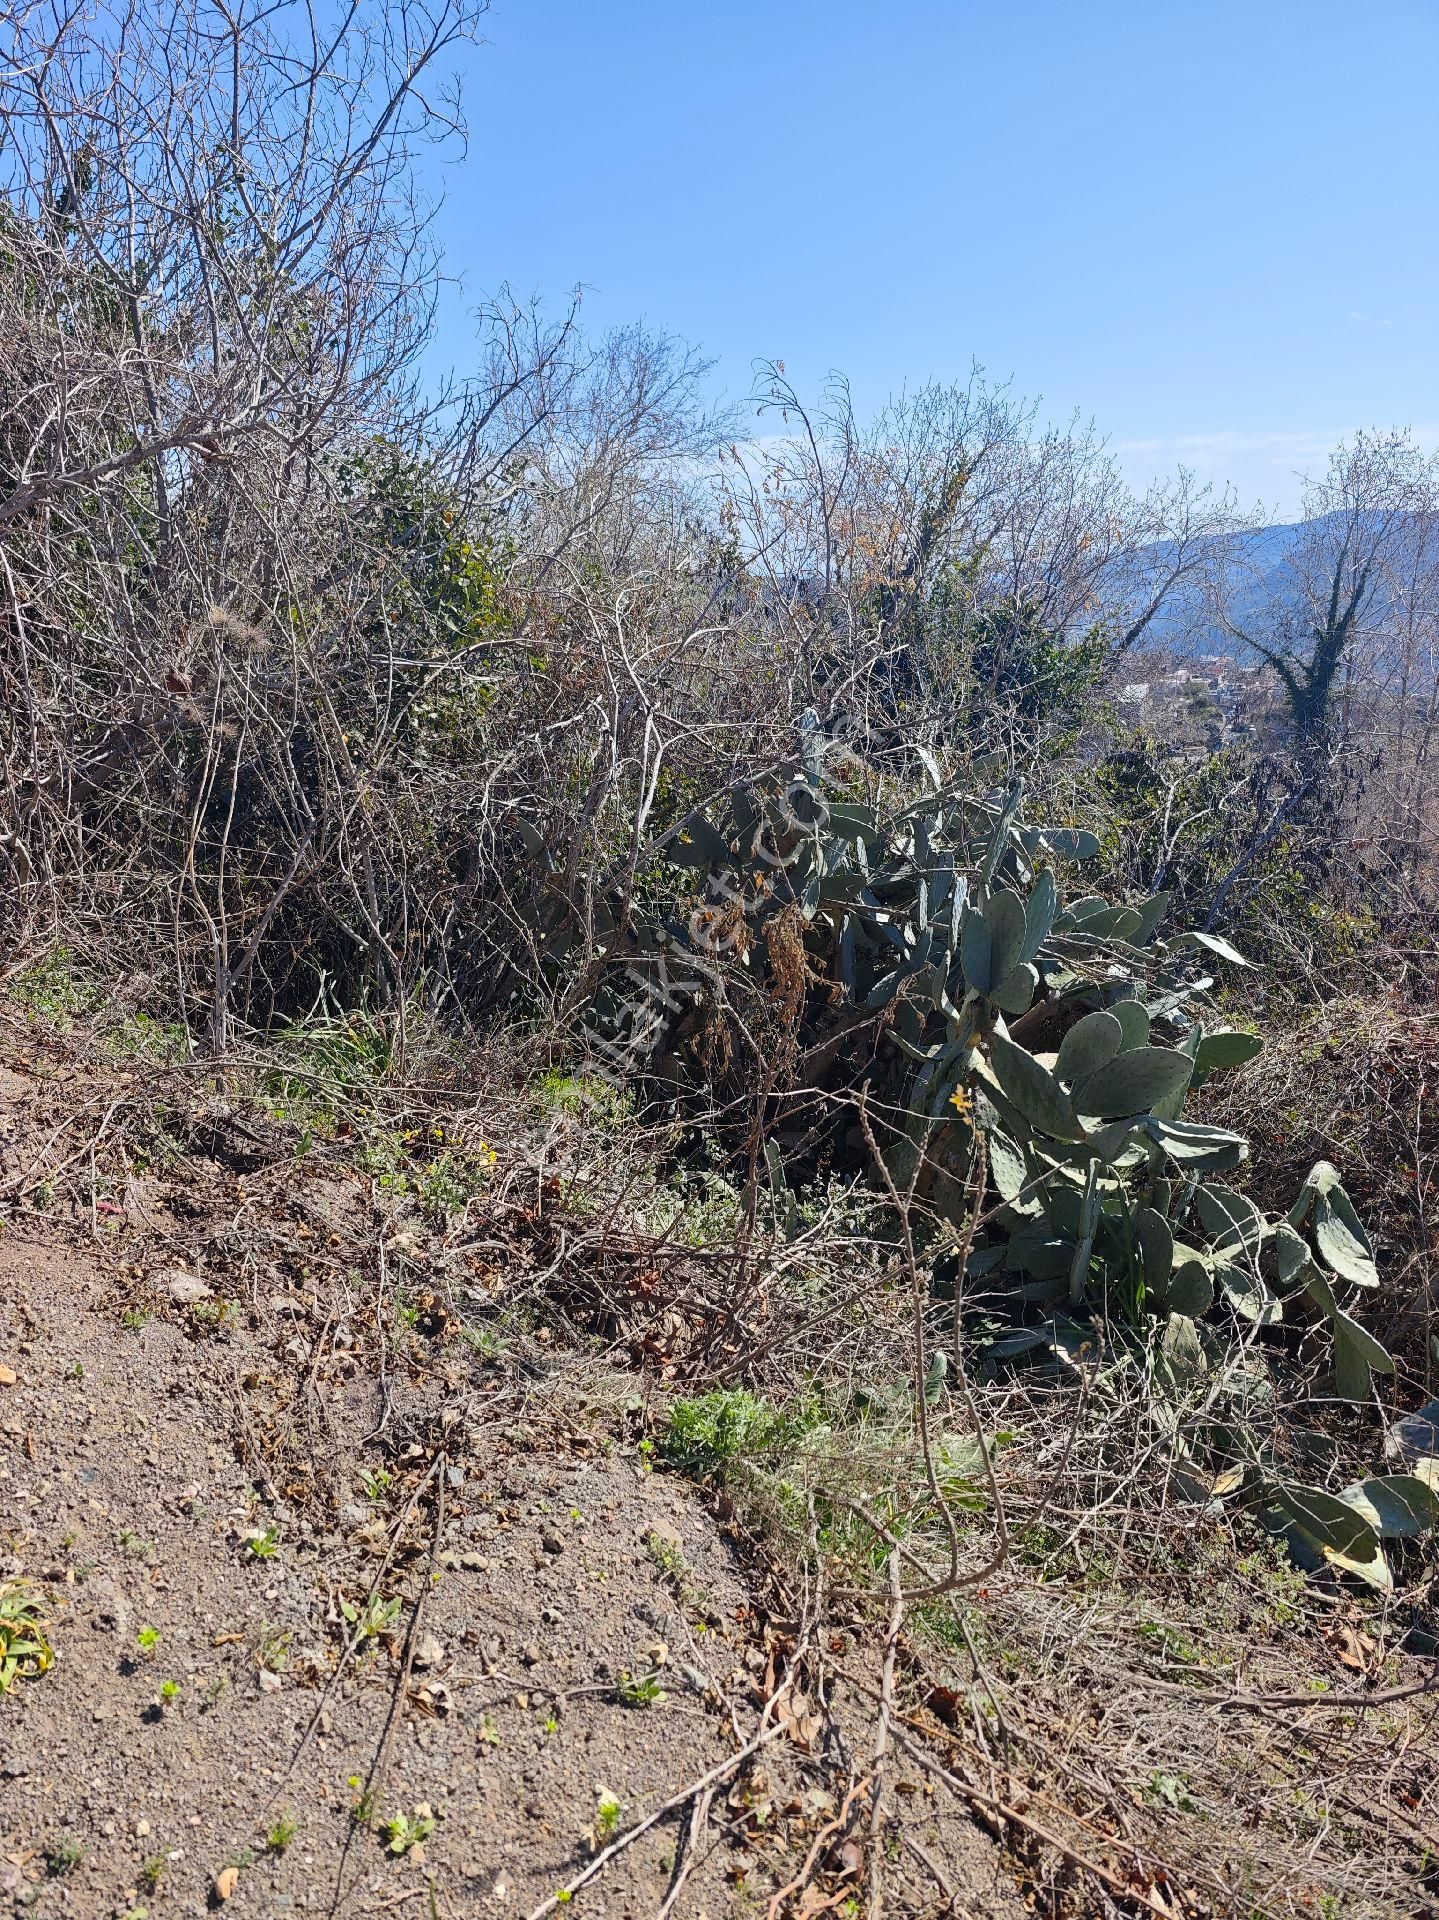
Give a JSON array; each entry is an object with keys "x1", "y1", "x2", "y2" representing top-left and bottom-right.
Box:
[{"x1": 426, "y1": 0, "x2": 1439, "y2": 518}]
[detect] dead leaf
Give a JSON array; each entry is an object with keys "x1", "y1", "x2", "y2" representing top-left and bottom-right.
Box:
[
  {"x1": 1326, "y1": 1622, "x2": 1379, "y2": 1674},
  {"x1": 926, "y1": 1682, "x2": 964, "y2": 1725},
  {"x1": 772, "y1": 1681, "x2": 823, "y2": 1753}
]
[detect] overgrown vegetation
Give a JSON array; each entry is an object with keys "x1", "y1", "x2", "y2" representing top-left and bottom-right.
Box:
[{"x1": 3, "y1": 6, "x2": 1438, "y2": 1917}]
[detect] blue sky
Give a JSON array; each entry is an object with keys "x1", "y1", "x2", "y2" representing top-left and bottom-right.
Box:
[{"x1": 426, "y1": 0, "x2": 1439, "y2": 518}]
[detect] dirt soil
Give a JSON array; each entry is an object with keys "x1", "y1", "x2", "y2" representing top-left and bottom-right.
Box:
[
  {"x1": 2, "y1": 1026, "x2": 1438, "y2": 1920},
  {"x1": 0, "y1": 1072, "x2": 1024, "y2": 1919}
]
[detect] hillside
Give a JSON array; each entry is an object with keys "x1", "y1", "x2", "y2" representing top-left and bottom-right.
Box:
[
  {"x1": 4, "y1": 7, "x2": 1439, "y2": 1917},
  {"x1": 1135, "y1": 510, "x2": 1439, "y2": 662}
]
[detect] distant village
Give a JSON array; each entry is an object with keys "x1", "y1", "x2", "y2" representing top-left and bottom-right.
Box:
[{"x1": 1112, "y1": 652, "x2": 1276, "y2": 748}]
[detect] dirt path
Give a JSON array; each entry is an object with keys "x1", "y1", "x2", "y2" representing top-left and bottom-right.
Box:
[{"x1": 0, "y1": 1213, "x2": 1022, "y2": 1920}]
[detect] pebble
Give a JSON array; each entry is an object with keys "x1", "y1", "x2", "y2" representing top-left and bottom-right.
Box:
[
  {"x1": 540, "y1": 1530, "x2": 564, "y2": 1554},
  {"x1": 162, "y1": 1270, "x2": 213, "y2": 1305},
  {"x1": 413, "y1": 1632, "x2": 445, "y2": 1671}
]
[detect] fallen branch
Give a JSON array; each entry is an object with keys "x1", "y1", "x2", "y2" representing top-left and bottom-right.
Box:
[
  {"x1": 522, "y1": 1689, "x2": 790, "y2": 1920},
  {"x1": 890, "y1": 1726, "x2": 1175, "y2": 1919}
]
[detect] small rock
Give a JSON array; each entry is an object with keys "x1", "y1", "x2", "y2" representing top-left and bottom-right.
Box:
[
  {"x1": 0, "y1": 1365, "x2": 16, "y2": 1387},
  {"x1": 519, "y1": 1642, "x2": 541, "y2": 1668},
  {"x1": 1387, "y1": 1397, "x2": 1439, "y2": 1466},
  {"x1": 413, "y1": 1632, "x2": 445, "y2": 1672},
  {"x1": 540, "y1": 1530, "x2": 564, "y2": 1555},
  {"x1": 215, "y1": 1865, "x2": 240, "y2": 1902},
  {"x1": 163, "y1": 1271, "x2": 212, "y2": 1305},
  {"x1": 258, "y1": 1667, "x2": 283, "y2": 1694}
]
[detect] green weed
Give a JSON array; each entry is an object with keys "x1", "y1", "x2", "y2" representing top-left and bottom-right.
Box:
[
  {"x1": 614, "y1": 1668, "x2": 666, "y2": 1708},
  {"x1": 267, "y1": 1812, "x2": 300, "y2": 1854}
]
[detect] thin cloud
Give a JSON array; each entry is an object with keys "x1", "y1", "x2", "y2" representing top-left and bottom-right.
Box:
[{"x1": 1116, "y1": 424, "x2": 1439, "y2": 518}]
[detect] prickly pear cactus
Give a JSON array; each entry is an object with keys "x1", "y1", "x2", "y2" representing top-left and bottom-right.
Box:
[{"x1": 552, "y1": 752, "x2": 1434, "y2": 1582}]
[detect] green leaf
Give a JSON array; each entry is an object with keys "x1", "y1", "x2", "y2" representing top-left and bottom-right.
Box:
[
  {"x1": 1160, "y1": 1311, "x2": 1208, "y2": 1384},
  {"x1": 1067, "y1": 1162, "x2": 1101, "y2": 1305},
  {"x1": 1055, "y1": 1010, "x2": 1124, "y2": 1087},
  {"x1": 1165, "y1": 1258, "x2": 1214, "y2": 1316},
  {"x1": 1130, "y1": 891, "x2": 1173, "y2": 946},
  {"x1": 983, "y1": 890, "x2": 1026, "y2": 989},
  {"x1": 1020, "y1": 869, "x2": 1058, "y2": 962},
  {"x1": 1038, "y1": 827, "x2": 1100, "y2": 861},
  {"x1": 1074, "y1": 1048, "x2": 1194, "y2": 1120},
  {"x1": 988, "y1": 1131, "x2": 1028, "y2": 1203},
  {"x1": 960, "y1": 908, "x2": 993, "y2": 994},
  {"x1": 1330, "y1": 1310, "x2": 1394, "y2": 1401},
  {"x1": 1273, "y1": 1484, "x2": 1382, "y2": 1561},
  {"x1": 1068, "y1": 904, "x2": 1143, "y2": 942},
  {"x1": 1216, "y1": 1263, "x2": 1281, "y2": 1324},
  {"x1": 1004, "y1": 1219, "x2": 1075, "y2": 1279},
  {"x1": 923, "y1": 1349, "x2": 949, "y2": 1405},
  {"x1": 1144, "y1": 1117, "x2": 1249, "y2": 1169},
  {"x1": 670, "y1": 814, "x2": 731, "y2": 867},
  {"x1": 1193, "y1": 1029, "x2": 1263, "y2": 1075},
  {"x1": 1195, "y1": 1184, "x2": 1267, "y2": 1257},
  {"x1": 1287, "y1": 1159, "x2": 1338, "y2": 1229},
  {"x1": 991, "y1": 962, "x2": 1038, "y2": 1014},
  {"x1": 1177, "y1": 930, "x2": 1254, "y2": 968},
  {"x1": 1313, "y1": 1190, "x2": 1378, "y2": 1288},
  {"x1": 825, "y1": 803, "x2": 882, "y2": 846},
  {"x1": 1135, "y1": 1205, "x2": 1174, "y2": 1292},
  {"x1": 1272, "y1": 1223, "x2": 1313, "y2": 1289},
  {"x1": 988, "y1": 1032, "x2": 1080, "y2": 1140},
  {"x1": 1337, "y1": 1475, "x2": 1439, "y2": 1540},
  {"x1": 1109, "y1": 999, "x2": 1151, "y2": 1050}
]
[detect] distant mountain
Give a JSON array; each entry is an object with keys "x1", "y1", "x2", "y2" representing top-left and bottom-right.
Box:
[{"x1": 1130, "y1": 510, "x2": 1438, "y2": 661}]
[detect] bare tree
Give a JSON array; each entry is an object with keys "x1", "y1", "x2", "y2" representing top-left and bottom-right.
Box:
[
  {"x1": 1219, "y1": 429, "x2": 1434, "y2": 744},
  {"x1": 0, "y1": 0, "x2": 538, "y2": 1045},
  {"x1": 723, "y1": 367, "x2": 1244, "y2": 759}
]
